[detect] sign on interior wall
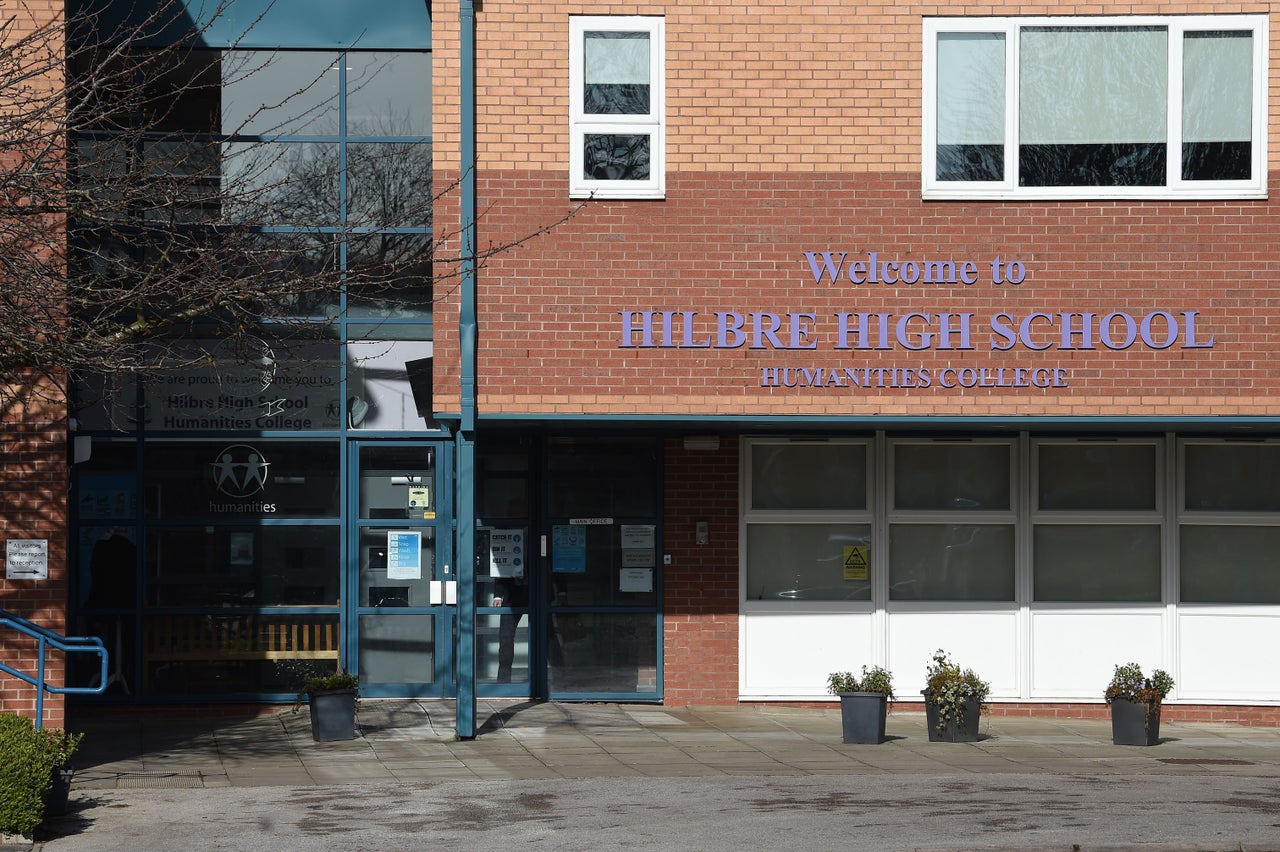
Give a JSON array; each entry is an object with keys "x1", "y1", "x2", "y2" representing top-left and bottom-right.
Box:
[{"x1": 618, "y1": 252, "x2": 1216, "y2": 391}]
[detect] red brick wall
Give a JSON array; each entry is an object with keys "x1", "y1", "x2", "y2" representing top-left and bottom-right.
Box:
[
  {"x1": 0, "y1": 0, "x2": 68, "y2": 728},
  {"x1": 662, "y1": 436, "x2": 739, "y2": 704},
  {"x1": 461, "y1": 170, "x2": 1280, "y2": 420},
  {"x1": 1, "y1": 382, "x2": 70, "y2": 728}
]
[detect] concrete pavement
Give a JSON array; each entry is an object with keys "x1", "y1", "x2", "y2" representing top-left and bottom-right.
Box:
[
  {"x1": 63, "y1": 700, "x2": 1280, "y2": 787},
  {"x1": 16, "y1": 701, "x2": 1280, "y2": 851}
]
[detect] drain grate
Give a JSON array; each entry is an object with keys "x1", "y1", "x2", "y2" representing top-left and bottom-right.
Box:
[
  {"x1": 1157, "y1": 758, "x2": 1254, "y2": 766},
  {"x1": 114, "y1": 773, "x2": 205, "y2": 789}
]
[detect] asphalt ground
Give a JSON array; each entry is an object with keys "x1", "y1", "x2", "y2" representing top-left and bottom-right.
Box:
[{"x1": 11, "y1": 701, "x2": 1280, "y2": 851}]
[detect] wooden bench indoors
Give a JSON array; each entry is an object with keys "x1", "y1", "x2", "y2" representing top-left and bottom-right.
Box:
[{"x1": 143, "y1": 613, "x2": 340, "y2": 690}]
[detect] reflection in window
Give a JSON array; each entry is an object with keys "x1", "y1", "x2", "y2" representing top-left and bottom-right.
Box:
[
  {"x1": 746, "y1": 524, "x2": 872, "y2": 601},
  {"x1": 1034, "y1": 524, "x2": 1161, "y2": 601},
  {"x1": 1037, "y1": 443, "x2": 1157, "y2": 511},
  {"x1": 894, "y1": 443, "x2": 1011, "y2": 510},
  {"x1": 889, "y1": 524, "x2": 1015, "y2": 601},
  {"x1": 751, "y1": 443, "x2": 867, "y2": 511}
]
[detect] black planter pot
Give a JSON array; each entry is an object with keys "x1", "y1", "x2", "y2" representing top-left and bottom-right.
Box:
[
  {"x1": 1110, "y1": 697, "x2": 1162, "y2": 746},
  {"x1": 922, "y1": 691, "x2": 982, "y2": 742},
  {"x1": 309, "y1": 689, "x2": 358, "y2": 742},
  {"x1": 838, "y1": 692, "x2": 888, "y2": 744},
  {"x1": 43, "y1": 768, "x2": 74, "y2": 818}
]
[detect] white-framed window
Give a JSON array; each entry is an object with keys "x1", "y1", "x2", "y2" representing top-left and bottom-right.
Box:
[
  {"x1": 1031, "y1": 439, "x2": 1164, "y2": 602},
  {"x1": 569, "y1": 16, "x2": 665, "y2": 200},
  {"x1": 922, "y1": 15, "x2": 1268, "y2": 200},
  {"x1": 887, "y1": 439, "x2": 1017, "y2": 601},
  {"x1": 1179, "y1": 440, "x2": 1280, "y2": 604},
  {"x1": 742, "y1": 439, "x2": 873, "y2": 603}
]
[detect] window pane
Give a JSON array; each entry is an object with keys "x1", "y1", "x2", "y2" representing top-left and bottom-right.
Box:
[
  {"x1": 346, "y1": 52, "x2": 432, "y2": 136},
  {"x1": 583, "y1": 31, "x2": 650, "y2": 114},
  {"x1": 358, "y1": 527, "x2": 436, "y2": 607},
  {"x1": 894, "y1": 443, "x2": 1010, "y2": 510},
  {"x1": 222, "y1": 141, "x2": 340, "y2": 226},
  {"x1": 346, "y1": 142, "x2": 432, "y2": 228},
  {"x1": 936, "y1": 32, "x2": 1005, "y2": 181},
  {"x1": 1181, "y1": 525, "x2": 1280, "y2": 603},
  {"x1": 889, "y1": 524, "x2": 1014, "y2": 600},
  {"x1": 548, "y1": 612, "x2": 658, "y2": 694},
  {"x1": 583, "y1": 134, "x2": 651, "y2": 181},
  {"x1": 359, "y1": 614, "x2": 435, "y2": 684},
  {"x1": 1037, "y1": 444, "x2": 1157, "y2": 510},
  {"x1": 346, "y1": 341, "x2": 435, "y2": 430},
  {"x1": 745, "y1": 524, "x2": 872, "y2": 601},
  {"x1": 145, "y1": 526, "x2": 340, "y2": 607},
  {"x1": 1034, "y1": 524, "x2": 1161, "y2": 601},
  {"x1": 346, "y1": 233, "x2": 433, "y2": 322},
  {"x1": 222, "y1": 51, "x2": 339, "y2": 136},
  {"x1": 144, "y1": 442, "x2": 341, "y2": 519},
  {"x1": 546, "y1": 438, "x2": 658, "y2": 518},
  {"x1": 1185, "y1": 444, "x2": 1280, "y2": 511},
  {"x1": 751, "y1": 444, "x2": 866, "y2": 510},
  {"x1": 143, "y1": 613, "x2": 339, "y2": 696},
  {"x1": 1020, "y1": 27, "x2": 1167, "y2": 186},
  {"x1": 1183, "y1": 31, "x2": 1253, "y2": 181}
]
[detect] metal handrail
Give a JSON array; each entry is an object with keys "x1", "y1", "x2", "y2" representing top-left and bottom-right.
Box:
[{"x1": 0, "y1": 608, "x2": 109, "y2": 729}]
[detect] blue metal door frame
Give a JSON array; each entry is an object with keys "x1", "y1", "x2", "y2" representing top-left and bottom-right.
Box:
[{"x1": 345, "y1": 439, "x2": 455, "y2": 698}]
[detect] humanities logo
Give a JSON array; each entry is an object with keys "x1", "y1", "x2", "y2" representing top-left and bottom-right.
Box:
[{"x1": 210, "y1": 444, "x2": 271, "y2": 498}]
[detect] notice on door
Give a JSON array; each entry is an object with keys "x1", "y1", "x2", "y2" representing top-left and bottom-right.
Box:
[
  {"x1": 489, "y1": 529, "x2": 525, "y2": 578},
  {"x1": 620, "y1": 524, "x2": 656, "y2": 568},
  {"x1": 387, "y1": 530, "x2": 422, "y2": 580},
  {"x1": 552, "y1": 525, "x2": 587, "y2": 573}
]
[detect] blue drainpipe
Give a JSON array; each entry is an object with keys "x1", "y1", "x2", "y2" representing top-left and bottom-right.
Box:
[{"x1": 456, "y1": 0, "x2": 478, "y2": 739}]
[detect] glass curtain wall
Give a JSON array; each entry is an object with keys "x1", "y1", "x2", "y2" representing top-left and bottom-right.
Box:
[{"x1": 70, "y1": 40, "x2": 434, "y2": 700}]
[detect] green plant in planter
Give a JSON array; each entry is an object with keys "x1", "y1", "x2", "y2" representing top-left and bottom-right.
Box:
[
  {"x1": 294, "y1": 670, "x2": 359, "y2": 711},
  {"x1": 924, "y1": 649, "x2": 990, "y2": 735},
  {"x1": 827, "y1": 665, "x2": 896, "y2": 700},
  {"x1": 1104, "y1": 662, "x2": 1173, "y2": 705}
]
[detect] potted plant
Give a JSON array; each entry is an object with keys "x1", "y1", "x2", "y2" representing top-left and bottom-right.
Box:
[
  {"x1": 827, "y1": 665, "x2": 895, "y2": 744},
  {"x1": 922, "y1": 649, "x2": 989, "y2": 742},
  {"x1": 295, "y1": 670, "x2": 359, "y2": 742},
  {"x1": 1105, "y1": 662, "x2": 1173, "y2": 746},
  {"x1": 39, "y1": 728, "x2": 84, "y2": 818}
]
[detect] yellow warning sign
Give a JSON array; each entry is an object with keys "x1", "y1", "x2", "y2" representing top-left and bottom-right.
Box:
[{"x1": 843, "y1": 545, "x2": 868, "y2": 581}]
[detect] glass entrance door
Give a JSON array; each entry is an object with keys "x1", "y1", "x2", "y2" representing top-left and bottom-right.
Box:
[
  {"x1": 543, "y1": 437, "x2": 662, "y2": 700},
  {"x1": 349, "y1": 442, "x2": 453, "y2": 697}
]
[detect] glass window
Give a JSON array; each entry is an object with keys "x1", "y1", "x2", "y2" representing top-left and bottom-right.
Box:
[
  {"x1": 894, "y1": 443, "x2": 1010, "y2": 510},
  {"x1": 346, "y1": 52, "x2": 432, "y2": 136},
  {"x1": 145, "y1": 525, "x2": 340, "y2": 607},
  {"x1": 358, "y1": 613, "x2": 435, "y2": 684},
  {"x1": 221, "y1": 51, "x2": 340, "y2": 137},
  {"x1": 924, "y1": 16, "x2": 1266, "y2": 199},
  {"x1": 750, "y1": 443, "x2": 867, "y2": 510},
  {"x1": 546, "y1": 438, "x2": 659, "y2": 518},
  {"x1": 1037, "y1": 443, "x2": 1158, "y2": 510},
  {"x1": 547, "y1": 612, "x2": 658, "y2": 694},
  {"x1": 1034, "y1": 524, "x2": 1162, "y2": 601},
  {"x1": 357, "y1": 527, "x2": 436, "y2": 607},
  {"x1": 569, "y1": 16, "x2": 665, "y2": 199},
  {"x1": 1185, "y1": 443, "x2": 1280, "y2": 511},
  {"x1": 888, "y1": 524, "x2": 1014, "y2": 601},
  {"x1": 1181, "y1": 525, "x2": 1280, "y2": 603},
  {"x1": 347, "y1": 341, "x2": 435, "y2": 430},
  {"x1": 144, "y1": 441, "x2": 341, "y2": 519},
  {"x1": 745, "y1": 524, "x2": 872, "y2": 601}
]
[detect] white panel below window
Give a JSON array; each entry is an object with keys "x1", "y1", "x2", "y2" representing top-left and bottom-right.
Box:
[
  {"x1": 739, "y1": 610, "x2": 874, "y2": 699},
  {"x1": 1178, "y1": 612, "x2": 1280, "y2": 701},
  {"x1": 885, "y1": 609, "x2": 1019, "y2": 699},
  {"x1": 1029, "y1": 609, "x2": 1164, "y2": 698}
]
